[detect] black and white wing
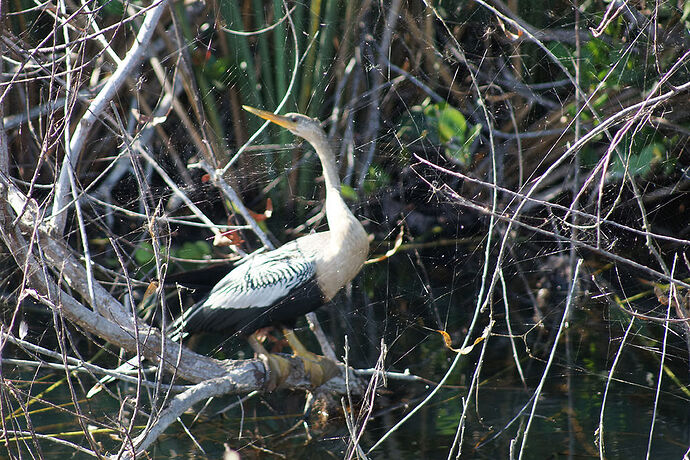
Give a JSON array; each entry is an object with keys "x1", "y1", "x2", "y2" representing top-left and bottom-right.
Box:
[{"x1": 175, "y1": 244, "x2": 323, "y2": 336}]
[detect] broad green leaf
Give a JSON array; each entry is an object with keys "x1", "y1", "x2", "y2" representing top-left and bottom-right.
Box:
[
  {"x1": 134, "y1": 242, "x2": 155, "y2": 266},
  {"x1": 175, "y1": 241, "x2": 212, "y2": 261},
  {"x1": 467, "y1": 123, "x2": 482, "y2": 145},
  {"x1": 611, "y1": 142, "x2": 665, "y2": 177},
  {"x1": 98, "y1": 0, "x2": 124, "y2": 16},
  {"x1": 437, "y1": 104, "x2": 467, "y2": 143},
  {"x1": 445, "y1": 123, "x2": 481, "y2": 166}
]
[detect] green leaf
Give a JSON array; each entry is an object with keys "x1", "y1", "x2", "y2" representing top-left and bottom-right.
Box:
[
  {"x1": 437, "y1": 104, "x2": 467, "y2": 143},
  {"x1": 134, "y1": 242, "x2": 155, "y2": 266},
  {"x1": 340, "y1": 184, "x2": 358, "y2": 201},
  {"x1": 625, "y1": 147, "x2": 654, "y2": 176},
  {"x1": 363, "y1": 165, "x2": 392, "y2": 195},
  {"x1": 445, "y1": 123, "x2": 481, "y2": 166},
  {"x1": 467, "y1": 123, "x2": 482, "y2": 145},
  {"x1": 611, "y1": 142, "x2": 665, "y2": 177},
  {"x1": 98, "y1": 0, "x2": 124, "y2": 16},
  {"x1": 643, "y1": 142, "x2": 666, "y2": 162},
  {"x1": 175, "y1": 241, "x2": 212, "y2": 261}
]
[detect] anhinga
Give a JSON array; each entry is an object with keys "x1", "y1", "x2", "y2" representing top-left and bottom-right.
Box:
[
  {"x1": 90, "y1": 107, "x2": 368, "y2": 395},
  {"x1": 176, "y1": 106, "x2": 369, "y2": 386}
]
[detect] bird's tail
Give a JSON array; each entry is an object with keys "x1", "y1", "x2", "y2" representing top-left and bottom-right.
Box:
[{"x1": 166, "y1": 300, "x2": 203, "y2": 342}]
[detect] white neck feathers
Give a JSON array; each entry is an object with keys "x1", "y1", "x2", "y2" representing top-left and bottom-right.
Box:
[{"x1": 308, "y1": 132, "x2": 369, "y2": 299}]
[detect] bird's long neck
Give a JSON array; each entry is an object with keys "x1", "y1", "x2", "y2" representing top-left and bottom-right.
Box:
[
  {"x1": 309, "y1": 131, "x2": 369, "y2": 301},
  {"x1": 310, "y1": 134, "x2": 365, "y2": 244},
  {"x1": 310, "y1": 135, "x2": 340, "y2": 195}
]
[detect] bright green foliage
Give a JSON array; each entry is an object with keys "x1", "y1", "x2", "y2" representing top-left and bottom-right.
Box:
[
  {"x1": 176, "y1": 241, "x2": 213, "y2": 263},
  {"x1": 608, "y1": 128, "x2": 675, "y2": 179},
  {"x1": 548, "y1": 38, "x2": 642, "y2": 91},
  {"x1": 134, "y1": 242, "x2": 157, "y2": 266},
  {"x1": 398, "y1": 98, "x2": 481, "y2": 167},
  {"x1": 435, "y1": 102, "x2": 467, "y2": 143},
  {"x1": 202, "y1": 56, "x2": 232, "y2": 90},
  {"x1": 340, "y1": 184, "x2": 359, "y2": 201},
  {"x1": 610, "y1": 141, "x2": 668, "y2": 178},
  {"x1": 134, "y1": 240, "x2": 213, "y2": 273}
]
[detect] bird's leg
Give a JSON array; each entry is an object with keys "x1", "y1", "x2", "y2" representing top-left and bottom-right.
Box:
[
  {"x1": 254, "y1": 326, "x2": 289, "y2": 353},
  {"x1": 248, "y1": 334, "x2": 290, "y2": 390},
  {"x1": 282, "y1": 328, "x2": 340, "y2": 387}
]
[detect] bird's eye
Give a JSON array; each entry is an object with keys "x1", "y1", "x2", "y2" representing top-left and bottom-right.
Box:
[{"x1": 290, "y1": 116, "x2": 298, "y2": 123}]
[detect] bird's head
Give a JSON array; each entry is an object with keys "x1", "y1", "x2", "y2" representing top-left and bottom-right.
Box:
[{"x1": 243, "y1": 106, "x2": 326, "y2": 145}]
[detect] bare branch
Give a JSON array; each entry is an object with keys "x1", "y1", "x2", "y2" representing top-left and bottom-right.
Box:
[{"x1": 50, "y1": 0, "x2": 170, "y2": 235}]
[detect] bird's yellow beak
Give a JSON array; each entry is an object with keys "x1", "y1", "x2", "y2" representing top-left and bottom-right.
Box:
[{"x1": 243, "y1": 106, "x2": 297, "y2": 130}]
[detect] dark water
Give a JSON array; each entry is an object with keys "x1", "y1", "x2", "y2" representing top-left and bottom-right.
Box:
[{"x1": 4, "y1": 316, "x2": 690, "y2": 459}]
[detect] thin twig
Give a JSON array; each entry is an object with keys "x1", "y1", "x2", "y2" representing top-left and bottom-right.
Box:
[
  {"x1": 597, "y1": 315, "x2": 635, "y2": 458},
  {"x1": 517, "y1": 259, "x2": 582, "y2": 459},
  {"x1": 645, "y1": 255, "x2": 677, "y2": 460}
]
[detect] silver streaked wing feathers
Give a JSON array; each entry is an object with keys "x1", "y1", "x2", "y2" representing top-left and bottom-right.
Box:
[{"x1": 202, "y1": 246, "x2": 317, "y2": 310}]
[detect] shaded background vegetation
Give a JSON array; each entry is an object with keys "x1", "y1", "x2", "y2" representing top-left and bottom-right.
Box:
[{"x1": 1, "y1": 0, "x2": 690, "y2": 458}]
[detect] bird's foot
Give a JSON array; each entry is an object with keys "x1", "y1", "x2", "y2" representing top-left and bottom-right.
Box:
[
  {"x1": 258, "y1": 352, "x2": 338, "y2": 389},
  {"x1": 258, "y1": 353, "x2": 291, "y2": 391},
  {"x1": 249, "y1": 334, "x2": 291, "y2": 390},
  {"x1": 294, "y1": 350, "x2": 340, "y2": 388},
  {"x1": 282, "y1": 328, "x2": 340, "y2": 386},
  {"x1": 252, "y1": 330, "x2": 340, "y2": 389}
]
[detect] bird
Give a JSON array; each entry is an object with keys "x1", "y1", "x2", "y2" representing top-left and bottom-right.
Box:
[
  {"x1": 88, "y1": 106, "x2": 368, "y2": 396},
  {"x1": 179, "y1": 106, "x2": 369, "y2": 385}
]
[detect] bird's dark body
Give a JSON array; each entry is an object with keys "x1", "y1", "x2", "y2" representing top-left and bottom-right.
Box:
[
  {"x1": 173, "y1": 240, "x2": 327, "y2": 338},
  {"x1": 181, "y1": 277, "x2": 324, "y2": 336}
]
